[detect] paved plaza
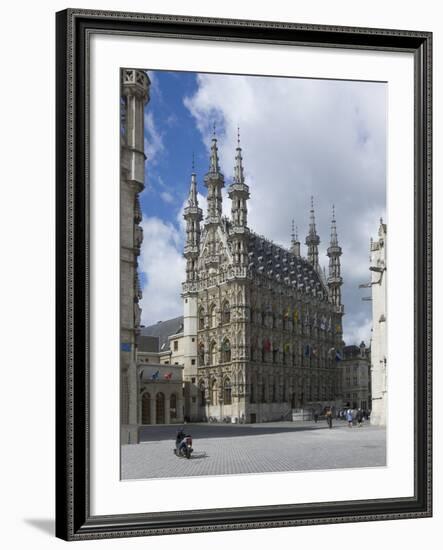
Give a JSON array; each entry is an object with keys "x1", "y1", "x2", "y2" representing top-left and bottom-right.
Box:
[{"x1": 121, "y1": 420, "x2": 386, "y2": 480}]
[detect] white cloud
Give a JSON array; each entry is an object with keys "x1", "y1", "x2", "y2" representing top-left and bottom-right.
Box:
[
  {"x1": 139, "y1": 217, "x2": 185, "y2": 326},
  {"x1": 144, "y1": 111, "x2": 164, "y2": 165},
  {"x1": 160, "y1": 191, "x2": 175, "y2": 204},
  {"x1": 184, "y1": 74, "x2": 386, "y2": 345}
]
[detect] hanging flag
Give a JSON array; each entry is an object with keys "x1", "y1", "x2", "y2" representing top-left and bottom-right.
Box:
[
  {"x1": 335, "y1": 350, "x2": 343, "y2": 362},
  {"x1": 284, "y1": 342, "x2": 290, "y2": 352},
  {"x1": 335, "y1": 324, "x2": 341, "y2": 333},
  {"x1": 263, "y1": 338, "x2": 271, "y2": 352},
  {"x1": 164, "y1": 372, "x2": 172, "y2": 380},
  {"x1": 293, "y1": 309, "x2": 299, "y2": 323},
  {"x1": 328, "y1": 347, "x2": 336, "y2": 359},
  {"x1": 304, "y1": 344, "x2": 311, "y2": 357},
  {"x1": 151, "y1": 370, "x2": 160, "y2": 380}
]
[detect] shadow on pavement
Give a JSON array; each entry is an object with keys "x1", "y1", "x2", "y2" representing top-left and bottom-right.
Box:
[{"x1": 139, "y1": 422, "x2": 339, "y2": 443}]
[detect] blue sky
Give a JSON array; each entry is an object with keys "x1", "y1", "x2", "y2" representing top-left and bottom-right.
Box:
[{"x1": 138, "y1": 69, "x2": 387, "y2": 345}]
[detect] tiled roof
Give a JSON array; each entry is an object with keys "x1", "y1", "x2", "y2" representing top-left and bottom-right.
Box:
[
  {"x1": 140, "y1": 316, "x2": 184, "y2": 351},
  {"x1": 247, "y1": 232, "x2": 327, "y2": 299}
]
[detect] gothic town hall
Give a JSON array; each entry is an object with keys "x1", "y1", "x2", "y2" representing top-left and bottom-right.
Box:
[{"x1": 161, "y1": 132, "x2": 346, "y2": 423}]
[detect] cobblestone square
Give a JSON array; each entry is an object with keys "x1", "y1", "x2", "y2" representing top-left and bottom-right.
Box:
[{"x1": 121, "y1": 420, "x2": 386, "y2": 480}]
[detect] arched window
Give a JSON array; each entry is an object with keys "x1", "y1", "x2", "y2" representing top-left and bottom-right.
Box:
[
  {"x1": 170, "y1": 393, "x2": 177, "y2": 420},
  {"x1": 198, "y1": 307, "x2": 205, "y2": 330},
  {"x1": 198, "y1": 342, "x2": 205, "y2": 366},
  {"x1": 250, "y1": 379, "x2": 256, "y2": 403},
  {"x1": 199, "y1": 380, "x2": 206, "y2": 407},
  {"x1": 155, "y1": 392, "x2": 165, "y2": 424},
  {"x1": 141, "y1": 392, "x2": 151, "y2": 424},
  {"x1": 211, "y1": 379, "x2": 218, "y2": 405},
  {"x1": 261, "y1": 381, "x2": 267, "y2": 403},
  {"x1": 209, "y1": 304, "x2": 217, "y2": 328},
  {"x1": 222, "y1": 300, "x2": 230, "y2": 324},
  {"x1": 209, "y1": 341, "x2": 217, "y2": 366},
  {"x1": 224, "y1": 378, "x2": 232, "y2": 405},
  {"x1": 221, "y1": 339, "x2": 231, "y2": 363},
  {"x1": 272, "y1": 380, "x2": 277, "y2": 402}
]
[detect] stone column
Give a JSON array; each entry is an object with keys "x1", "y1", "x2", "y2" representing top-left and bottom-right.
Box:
[
  {"x1": 165, "y1": 396, "x2": 171, "y2": 424},
  {"x1": 177, "y1": 397, "x2": 184, "y2": 423},
  {"x1": 150, "y1": 395, "x2": 156, "y2": 426}
]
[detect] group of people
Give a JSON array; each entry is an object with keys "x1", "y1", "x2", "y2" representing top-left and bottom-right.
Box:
[
  {"x1": 342, "y1": 408, "x2": 368, "y2": 427},
  {"x1": 313, "y1": 406, "x2": 370, "y2": 428}
]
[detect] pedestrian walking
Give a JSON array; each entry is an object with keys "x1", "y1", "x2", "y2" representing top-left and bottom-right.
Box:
[
  {"x1": 325, "y1": 407, "x2": 333, "y2": 429},
  {"x1": 356, "y1": 408, "x2": 364, "y2": 427},
  {"x1": 346, "y1": 408, "x2": 353, "y2": 427}
]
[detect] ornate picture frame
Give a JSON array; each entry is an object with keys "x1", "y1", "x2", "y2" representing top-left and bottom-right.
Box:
[{"x1": 55, "y1": 9, "x2": 432, "y2": 540}]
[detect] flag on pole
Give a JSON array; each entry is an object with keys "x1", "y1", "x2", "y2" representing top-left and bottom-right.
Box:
[
  {"x1": 164, "y1": 372, "x2": 172, "y2": 380},
  {"x1": 335, "y1": 350, "x2": 343, "y2": 362},
  {"x1": 151, "y1": 370, "x2": 160, "y2": 380},
  {"x1": 304, "y1": 344, "x2": 311, "y2": 357}
]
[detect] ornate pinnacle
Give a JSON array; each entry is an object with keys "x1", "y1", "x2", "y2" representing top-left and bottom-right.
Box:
[
  {"x1": 187, "y1": 172, "x2": 198, "y2": 207},
  {"x1": 330, "y1": 204, "x2": 338, "y2": 246},
  {"x1": 209, "y1": 125, "x2": 221, "y2": 174},
  {"x1": 233, "y1": 127, "x2": 245, "y2": 184}
]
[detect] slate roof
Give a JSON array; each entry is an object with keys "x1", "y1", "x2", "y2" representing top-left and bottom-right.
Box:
[
  {"x1": 246, "y1": 232, "x2": 327, "y2": 299},
  {"x1": 139, "y1": 316, "x2": 184, "y2": 351},
  {"x1": 343, "y1": 344, "x2": 369, "y2": 359},
  {"x1": 136, "y1": 335, "x2": 160, "y2": 353}
]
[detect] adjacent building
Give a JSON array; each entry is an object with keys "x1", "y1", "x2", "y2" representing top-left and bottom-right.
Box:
[
  {"x1": 369, "y1": 220, "x2": 387, "y2": 426},
  {"x1": 339, "y1": 342, "x2": 371, "y2": 410},
  {"x1": 120, "y1": 69, "x2": 150, "y2": 443}
]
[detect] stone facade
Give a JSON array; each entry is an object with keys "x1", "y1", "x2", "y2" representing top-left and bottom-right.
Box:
[
  {"x1": 137, "y1": 363, "x2": 184, "y2": 425},
  {"x1": 180, "y1": 133, "x2": 345, "y2": 423},
  {"x1": 120, "y1": 69, "x2": 150, "y2": 443},
  {"x1": 369, "y1": 220, "x2": 387, "y2": 426},
  {"x1": 339, "y1": 342, "x2": 371, "y2": 410}
]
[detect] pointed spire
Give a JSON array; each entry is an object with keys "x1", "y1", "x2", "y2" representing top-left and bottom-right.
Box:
[
  {"x1": 187, "y1": 173, "x2": 198, "y2": 207},
  {"x1": 204, "y1": 124, "x2": 225, "y2": 221},
  {"x1": 330, "y1": 204, "x2": 338, "y2": 246},
  {"x1": 233, "y1": 126, "x2": 245, "y2": 184},
  {"x1": 327, "y1": 204, "x2": 343, "y2": 308},
  {"x1": 308, "y1": 196, "x2": 317, "y2": 237},
  {"x1": 209, "y1": 123, "x2": 221, "y2": 174},
  {"x1": 186, "y1": 153, "x2": 198, "y2": 207},
  {"x1": 290, "y1": 220, "x2": 301, "y2": 257},
  {"x1": 306, "y1": 196, "x2": 320, "y2": 268}
]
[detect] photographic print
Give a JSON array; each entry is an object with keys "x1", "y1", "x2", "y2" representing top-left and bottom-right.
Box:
[
  {"x1": 120, "y1": 68, "x2": 387, "y2": 480},
  {"x1": 56, "y1": 9, "x2": 431, "y2": 539}
]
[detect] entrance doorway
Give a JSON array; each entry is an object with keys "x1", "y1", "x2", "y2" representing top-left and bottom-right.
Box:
[
  {"x1": 141, "y1": 392, "x2": 151, "y2": 424},
  {"x1": 156, "y1": 392, "x2": 165, "y2": 424}
]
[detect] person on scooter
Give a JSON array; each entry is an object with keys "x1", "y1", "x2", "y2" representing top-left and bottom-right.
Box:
[{"x1": 175, "y1": 427, "x2": 185, "y2": 454}]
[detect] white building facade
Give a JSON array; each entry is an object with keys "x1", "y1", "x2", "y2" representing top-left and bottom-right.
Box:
[{"x1": 369, "y1": 220, "x2": 387, "y2": 426}]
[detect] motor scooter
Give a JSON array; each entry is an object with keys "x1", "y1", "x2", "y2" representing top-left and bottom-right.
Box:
[{"x1": 174, "y1": 435, "x2": 193, "y2": 459}]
